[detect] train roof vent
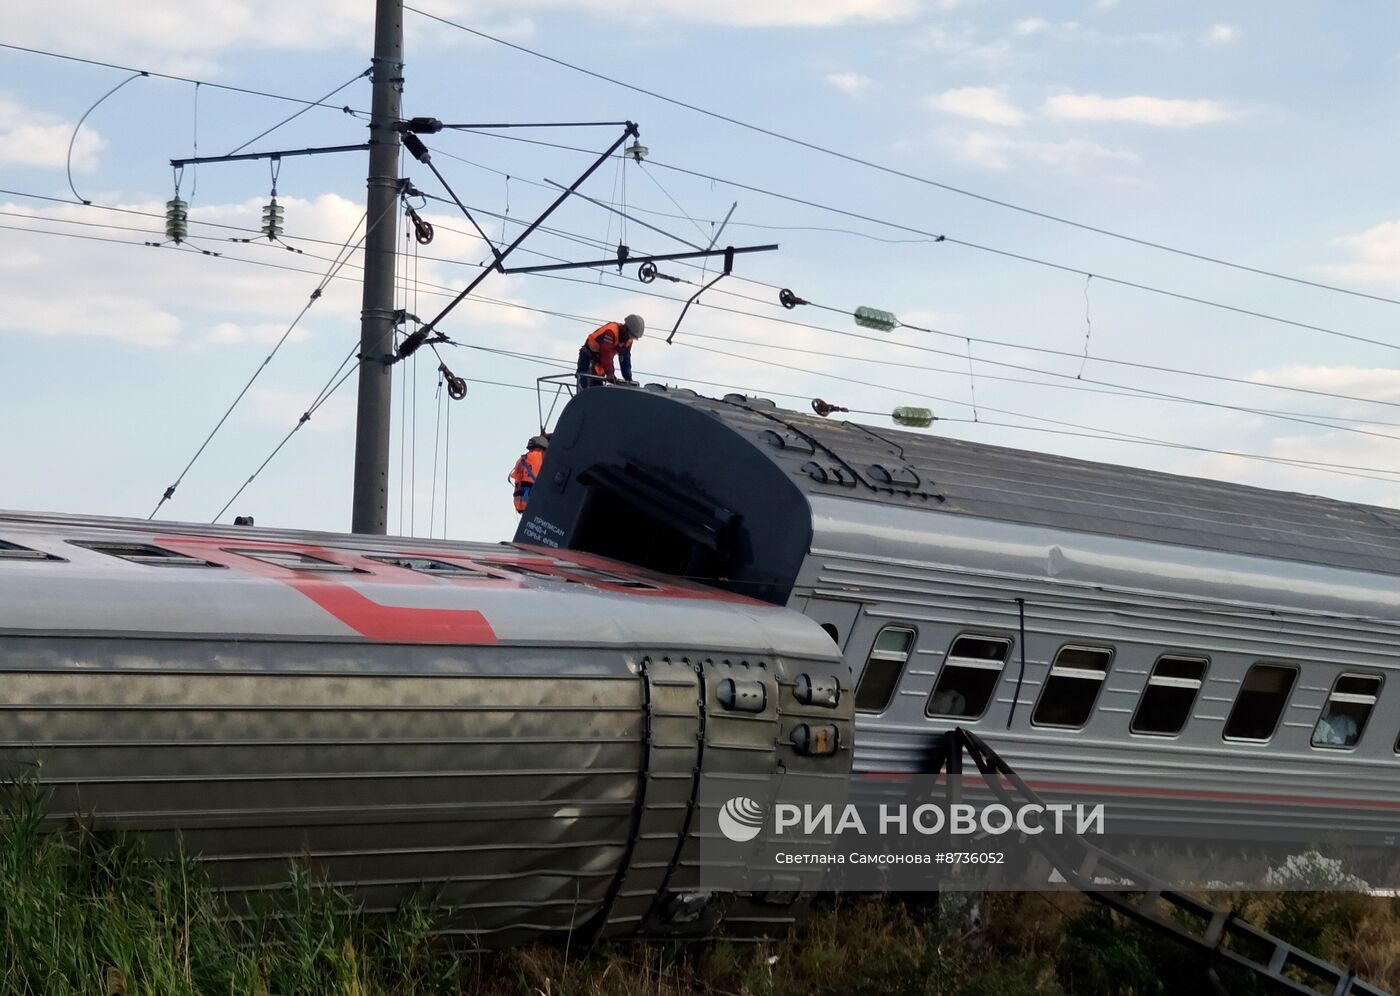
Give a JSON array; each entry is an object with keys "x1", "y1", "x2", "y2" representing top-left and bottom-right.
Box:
[
  {"x1": 0, "y1": 539, "x2": 65, "y2": 562},
  {"x1": 225, "y1": 548, "x2": 362, "y2": 573},
  {"x1": 759, "y1": 429, "x2": 816, "y2": 455},
  {"x1": 71, "y1": 541, "x2": 222, "y2": 568},
  {"x1": 365, "y1": 555, "x2": 495, "y2": 578}
]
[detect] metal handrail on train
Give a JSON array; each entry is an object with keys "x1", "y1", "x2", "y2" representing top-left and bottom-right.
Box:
[
  {"x1": 534, "y1": 372, "x2": 641, "y2": 433},
  {"x1": 927, "y1": 728, "x2": 1388, "y2": 996}
]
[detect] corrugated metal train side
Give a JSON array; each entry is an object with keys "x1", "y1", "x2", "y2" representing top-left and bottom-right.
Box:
[{"x1": 0, "y1": 512, "x2": 852, "y2": 944}]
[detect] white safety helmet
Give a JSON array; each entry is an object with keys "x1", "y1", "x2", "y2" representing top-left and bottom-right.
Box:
[{"x1": 624, "y1": 314, "x2": 645, "y2": 339}]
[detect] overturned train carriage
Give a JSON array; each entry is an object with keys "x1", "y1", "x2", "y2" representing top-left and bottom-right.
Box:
[
  {"x1": 520, "y1": 385, "x2": 1400, "y2": 852},
  {"x1": 0, "y1": 514, "x2": 852, "y2": 943}
]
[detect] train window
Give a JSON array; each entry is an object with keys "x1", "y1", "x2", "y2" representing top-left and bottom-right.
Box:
[
  {"x1": 365, "y1": 555, "x2": 494, "y2": 578},
  {"x1": 70, "y1": 541, "x2": 221, "y2": 568},
  {"x1": 224, "y1": 549, "x2": 361, "y2": 573},
  {"x1": 1223, "y1": 664, "x2": 1297, "y2": 742},
  {"x1": 557, "y1": 564, "x2": 660, "y2": 590},
  {"x1": 1131, "y1": 656, "x2": 1208, "y2": 736},
  {"x1": 1032, "y1": 646, "x2": 1112, "y2": 728},
  {"x1": 855, "y1": 626, "x2": 916, "y2": 713},
  {"x1": 489, "y1": 562, "x2": 577, "y2": 583},
  {"x1": 926, "y1": 636, "x2": 1011, "y2": 719},
  {"x1": 1312, "y1": 673, "x2": 1381, "y2": 749},
  {"x1": 0, "y1": 539, "x2": 63, "y2": 562}
]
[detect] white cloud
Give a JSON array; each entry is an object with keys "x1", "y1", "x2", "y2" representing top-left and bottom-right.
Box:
[
  {"x1": 0, "y1": 94, "x2": 105, "y2": 171},
  {"x1": 927, "y1": 86, "x2": 1025, "y2": 126},
  {"x1": 825, "y1": 71, "x2": 873, "y2": 95},
  {"x1": 1203, "y1": 23, "x2": 1240, "y2": 46},
  {"x1": 247, "y1": 386, "x2": 354, "y2": 433},
  {"x1": 911, "y1": 25, "x2": 1015, "y2": 66},
  {"x1": 1249, "y1": 366, "x2": 1400, "y2": 405},
  {"x1": 1094, "y1": 0, "x2": 1119, "y2": 9},
  {"x1": 1320, "y1": 221, "x2": 1400, "y2": 285},
  {"x1": 1045, "y1": 92, "x2": 1235, "y2": 127},
  {"x1": 568, "y1": 0, "x2": 917, "y2": 26},
  {"x1": 1012, "y1": 17, "x2": 1050, "y2": 36},
  {"x1": 0, "y1": 193, "x2": 376, "y2": 349},
  {"x1": 5, "y1": 0, "x2": 913, "y2": 65},
  {"x1": 946, "y1": 131, "x2": 1139, "y2": 172}
]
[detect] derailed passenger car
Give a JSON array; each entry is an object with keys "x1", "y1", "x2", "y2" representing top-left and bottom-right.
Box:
[{"x1": 0, "y1": 513, "x2": 851, "y2": 944}]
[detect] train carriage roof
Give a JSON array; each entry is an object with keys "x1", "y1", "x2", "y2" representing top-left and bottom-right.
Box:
[{"x1": 519, "y1": 386, "x2": 1400, "y2": 602}]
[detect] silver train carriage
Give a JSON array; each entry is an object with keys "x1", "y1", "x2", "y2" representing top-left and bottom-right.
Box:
[
  {"x1": 519, "y1": 385, "x2": 1400, "y2": 853},
  {"x1": 0, "y1": 512, "x2": 852, "y2": 944}
]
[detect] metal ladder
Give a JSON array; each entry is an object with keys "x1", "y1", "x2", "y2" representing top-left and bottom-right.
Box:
[{"x1": 925, "y1": 728, "x2": 1388, "y2": 996}]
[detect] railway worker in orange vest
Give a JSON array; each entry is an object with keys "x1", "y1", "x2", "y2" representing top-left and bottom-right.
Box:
[
  {"x1": 509, "y1": 434, "x2": 549, "y2": 514},
  {"x1": 576, "y1": 314, "x2": 644, "y2": 392}
]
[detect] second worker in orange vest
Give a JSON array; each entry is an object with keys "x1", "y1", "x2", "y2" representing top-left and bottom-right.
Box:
[
  {"x1": 509, "y1": 434, "x2": 549, "y2": 514},
  {"x1": 576, "y1": 314, "x2": 644, "y2": 393}
]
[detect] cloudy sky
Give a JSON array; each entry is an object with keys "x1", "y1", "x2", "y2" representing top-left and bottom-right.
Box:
[{"x1": 4, "y1": 1, "x2": 1400, "y2": 542}]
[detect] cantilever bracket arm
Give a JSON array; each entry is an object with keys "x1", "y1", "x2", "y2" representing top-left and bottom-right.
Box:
[
  {"x1": 402, "y1": 122, "x2": 640, "y2": 347},
  {"x1": 500, "y1": 243, "x2": 776, "y2": 277},
  {"x1": 170, "y1": 143, "x2": 370, "y2": 168},
  {"x1": 668, "y1": 245, "x2": 735, "y2": 344}
]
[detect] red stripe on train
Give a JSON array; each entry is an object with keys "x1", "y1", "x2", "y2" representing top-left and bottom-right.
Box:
[{"x1": 157, "y1": 537, "x2": 497, "y2": 644}]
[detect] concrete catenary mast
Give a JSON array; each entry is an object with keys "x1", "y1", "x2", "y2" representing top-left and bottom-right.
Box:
[{"x1": 351, "y1": 0, "x2": 403, "y2": 534}]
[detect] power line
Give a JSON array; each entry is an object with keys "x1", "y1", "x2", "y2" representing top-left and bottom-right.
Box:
[
  {"x1": 17, "y1": 206, "x2": 1400, "y2": 429},
  {"x1": 17, "y1": 212, "x2": 1398, "y2": 492},
  {"x1": 20, "y1": 211, "x2": 1400, "y2": 447},
  {"x1": 224, "y1": 66, "x2": 372, "y2": 156},
  {"x1": 149, "y1": 207, "x2": 377, "y2": 520},
  {"x1": 404, "y1": 6, "x2": 1400, "y2": 310},
  {"x1": 442, "y1": 336, "x2": 1400, "y2": 486},
  {"x1": 0, "y1": 42, "x2": 371, "y2": 114},
  {"x1": 444, "y1": 128, "x2": 1400, "y2": 356}
]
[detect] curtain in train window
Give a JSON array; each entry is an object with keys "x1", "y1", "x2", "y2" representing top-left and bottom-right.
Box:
[
  {"x1": 1130, "y1": 656, "x2": 1208, "y2": 736},
  {"x1": 926, "y1": 636, "x2": 1010, "y2": 719},
  {"x1": 1223, "y1": 664, "x2": 1297, "y2": 742},
  {"x1": 854, "y1": 626, "x2": 916, "y2": 713},
  {"x1": 1312, "y1": 673, "x2": 1381, "y2": 749},
  {"x1": 1032, "y1": 646, "x2": 1112, "y2": 728}
]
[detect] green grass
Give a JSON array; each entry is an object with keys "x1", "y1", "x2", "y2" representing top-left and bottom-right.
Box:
[{"x1": 4, "y1": 776, "x2": 1396, "y2": 996}]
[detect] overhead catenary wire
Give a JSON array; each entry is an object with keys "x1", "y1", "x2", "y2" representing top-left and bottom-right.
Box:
[
  {"x1": 444, "y1": 129, "x2": 1400, "y2": 356},
  {"x1": 225, "y1": 66, "x2": 372, "y2": 156},
  {"x1": 148, "y1": 205, "x2": 379, "y2": 520},
  {"x1": 11, "y1": 180, "x2": 1389, "y2": 430},
  {"x1": 67, "y1": 70, "x2": 145, "y2": 205},
  {"x1": 404, "y1": 7, "x2": 1400, "y2": 311},
  {"x1": 18, "y1": 205, "x2": 1400, "y2": 492},
  {"x1": 0, "y1": 42, "x2": 370, "y2": 115},
  {"x1": 442, "y1": 335, "x2": 1400, "y2": 486},
  {"x1": 16, "y1": 208, "x2": 1400, "y2": 431}
]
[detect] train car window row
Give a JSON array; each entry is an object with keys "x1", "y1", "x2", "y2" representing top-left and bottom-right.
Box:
[
  {"x1": 854, "y1": 625, "x2": 916, "y2": 713},
  {"x1": 926, "y1": 635, "x2": 1010, "y2": 720},
  {"x1": 1131, "y1": 656, "x2": 1208, "y2": 736},
  {"x1": 1032, "y1": 646, "x2": 1113, "y2": 729}
]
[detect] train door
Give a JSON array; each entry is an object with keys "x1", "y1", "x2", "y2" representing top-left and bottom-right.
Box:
[{"x1": 797, "y1": 597, "x2": 862, "y2": 655}]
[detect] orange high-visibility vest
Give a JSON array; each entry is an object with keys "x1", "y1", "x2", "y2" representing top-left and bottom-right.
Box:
[
  {"x1": 509, "y1": 449, "x2": 544, "y2": 513},
  {"x1": 581, "y1": 322, "x2": 632, "y2": 379}
]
